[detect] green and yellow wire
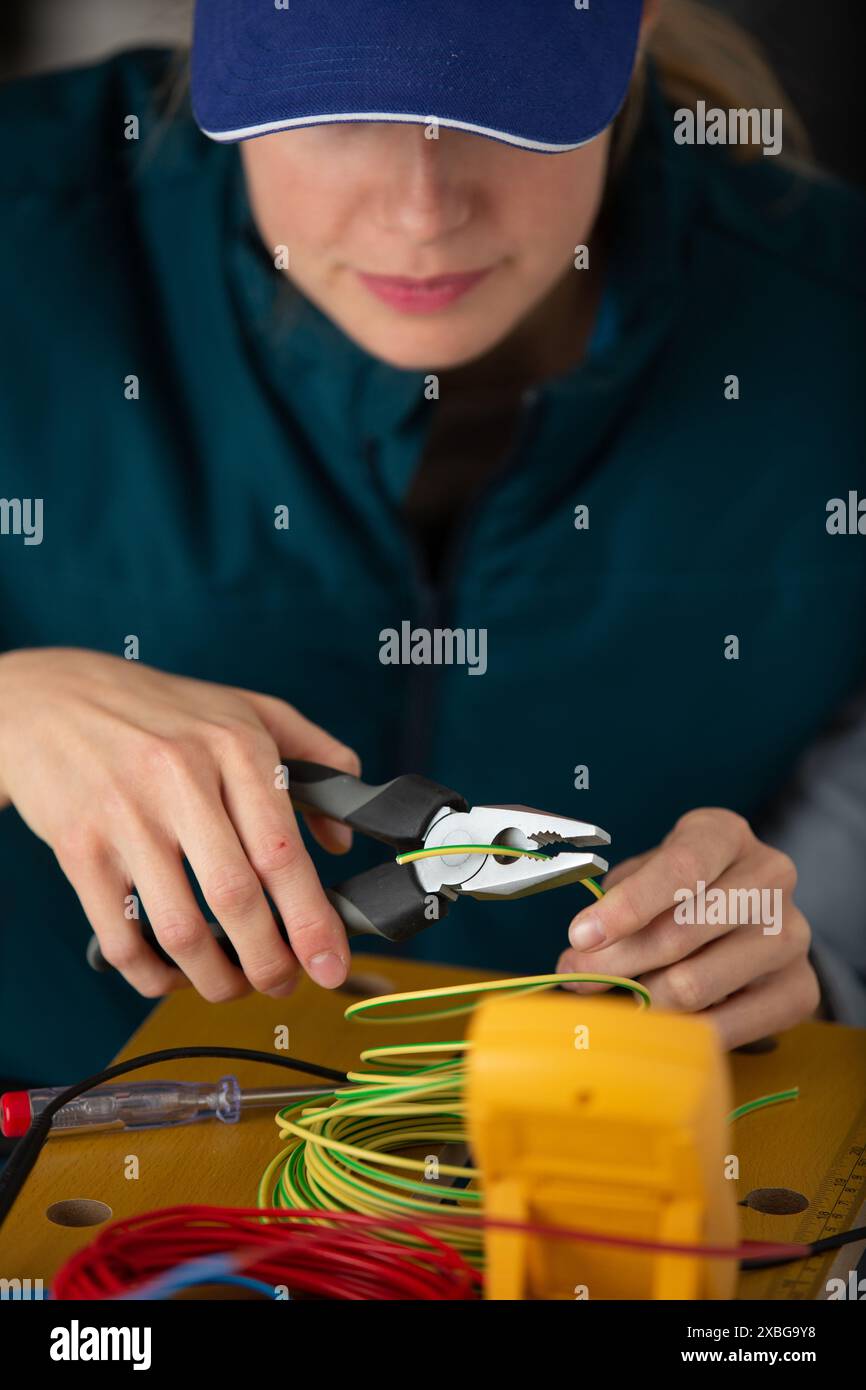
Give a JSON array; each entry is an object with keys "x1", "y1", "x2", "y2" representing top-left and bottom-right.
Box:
[
  {"x1": 395, "y1": 841, "x2": 606, "y2": 908},
  {"x1": 258, "y1": 865, "x2": 625, "y2": 1248},
  {"x1": 258, "y1": 927, "x2": 649, "y2": 1261},
  {"x1": 257, "y1": 851, "x2": 799, "y2": 1270},
  {"x1": 257, "y1": 1035, "x2": 483, "y2": 1257},
  {"x1": 727, "y1": 1088, "x2": 799, "y2": 1125},
  {"x1": 343, "y1": 971, "x2": 650, "y2": 1025}
]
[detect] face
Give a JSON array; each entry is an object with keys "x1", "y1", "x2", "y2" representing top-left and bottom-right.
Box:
[{"x1": 241, "y1": 120, "x2": 613, "y2": 372}]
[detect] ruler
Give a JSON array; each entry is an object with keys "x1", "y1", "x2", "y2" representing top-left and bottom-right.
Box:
[
  {"x1": 764, "y1": 1112, "x2": 866, "y2": 1300},
  {"x1": 733, "y1": 1021, "x2": 866, "y2": 1301}
]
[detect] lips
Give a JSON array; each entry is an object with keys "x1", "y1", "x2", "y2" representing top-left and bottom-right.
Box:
[{"x1": 356, "y1": 268, "x2": 492, "y2": 313}]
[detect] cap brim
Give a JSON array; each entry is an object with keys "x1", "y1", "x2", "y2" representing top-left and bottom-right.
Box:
[{"x1": 192, "y1": 0, "x2": 643, "y2": 153}]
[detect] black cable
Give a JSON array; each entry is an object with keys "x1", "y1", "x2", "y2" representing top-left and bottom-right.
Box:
[
  {"x1": 740, "y1": 1225, "x2": 866, "y2": 1271},
  {"x1": 0, "y1": 1046, "x2": 347, "y2": 1230}
]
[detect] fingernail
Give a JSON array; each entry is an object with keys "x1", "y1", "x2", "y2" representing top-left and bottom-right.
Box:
[
  {"x1": 332, "y1": 745, "x2": 362, "y2": 776},
  {"x1": 568, "y1": 915, "x2": 606, "y2": 952},
  {"x1": 309, "y1": 950, "x2": 347, "y2": 989}
]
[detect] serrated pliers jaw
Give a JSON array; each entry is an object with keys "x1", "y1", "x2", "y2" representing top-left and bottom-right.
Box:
[{"x1": 414, "y1": 804, "x2": 610, "y2": 900}]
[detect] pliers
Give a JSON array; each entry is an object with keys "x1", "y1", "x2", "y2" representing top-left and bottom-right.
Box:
[{"x1": 88, "y1": 761, "x2": 609, "y2": 970}]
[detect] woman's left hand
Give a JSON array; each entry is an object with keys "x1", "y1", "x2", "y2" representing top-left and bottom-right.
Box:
[{"x1": 556, "y1": 807, "x2": 821, "y2": 1049}]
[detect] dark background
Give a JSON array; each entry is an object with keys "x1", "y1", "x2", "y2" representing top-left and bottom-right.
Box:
[{"x1": 0, "y1": 0, "x2": 863, "y2": 185}]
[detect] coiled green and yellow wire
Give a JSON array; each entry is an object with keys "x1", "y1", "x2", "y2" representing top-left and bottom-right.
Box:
[{"x1": 257, "y1": 868, "x2": 648, "y2": 1260}]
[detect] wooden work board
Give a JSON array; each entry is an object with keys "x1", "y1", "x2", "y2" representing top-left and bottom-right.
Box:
[{"x1": 1, "y1": 954, "x2": 864, "y2": 1300}]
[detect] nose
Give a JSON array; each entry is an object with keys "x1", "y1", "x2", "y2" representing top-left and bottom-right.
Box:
[{"x1": 374, "y1": 124, "x2": 473, "y2": 244}]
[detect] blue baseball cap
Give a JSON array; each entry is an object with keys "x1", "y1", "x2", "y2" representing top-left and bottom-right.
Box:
[{"x1": 192, "y1": 0, "x2": 644, "y2": 154}]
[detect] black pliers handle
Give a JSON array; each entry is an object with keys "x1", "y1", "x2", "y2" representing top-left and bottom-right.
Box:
[
  {"x1": 285, "y1": 760, "x2": 466, "y2": 942},
  {"x1": 87, "y1": 761, "x2": 466, "y2": 973}
]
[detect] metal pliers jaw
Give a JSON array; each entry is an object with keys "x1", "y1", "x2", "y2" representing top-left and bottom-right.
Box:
[
  {"x1": 287, "y1": 764, "x2": 610, "y2": 943},
  {"x1": 414, "y1": 804, "x2": 610, "y2": 901},
  {"x1": 87, "y1": 761, "x2": 610, "y2": 972}
]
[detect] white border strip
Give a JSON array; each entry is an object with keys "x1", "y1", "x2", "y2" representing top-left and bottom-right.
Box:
[{"x1": 199, "y1": 109, "x2": 595, "y2": 153}]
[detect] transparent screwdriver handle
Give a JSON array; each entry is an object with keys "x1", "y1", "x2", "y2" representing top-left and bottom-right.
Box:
[{"x1": 26, "y1": 1076, "x2": 242, "y2": 1133}]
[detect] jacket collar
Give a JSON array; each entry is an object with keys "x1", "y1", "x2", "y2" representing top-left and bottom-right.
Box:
[{"x1": 223, "y1": 159, "x2": 429, "y2": 451}]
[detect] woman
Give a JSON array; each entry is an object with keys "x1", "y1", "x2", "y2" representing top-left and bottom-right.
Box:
[{"x1": 0, "y1": 0, "x2": 864, "y2": 1094}]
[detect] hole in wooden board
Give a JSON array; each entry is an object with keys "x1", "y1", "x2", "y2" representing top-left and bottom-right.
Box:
[
  {"x1": 336, "y1": 971, "x2": 395, "y2": 998},
  {"x1": 739, "y1": 1188, "x2": 809, "y2": 1215},
  {"x1": 733, "y1": 1036, "x2": 779, "y2": 1054},
  {"x1": 46, "y1": 1198, "x2": 113, "y2": 1228}
]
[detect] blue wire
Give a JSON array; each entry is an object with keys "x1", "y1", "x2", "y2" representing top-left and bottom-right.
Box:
[
  {"x1": 207, "y1": 1274, "x2": 286, "y2": 1298},
  {"x1": 117, "y1": 1254, "x2": 288, "y2": 1301}
]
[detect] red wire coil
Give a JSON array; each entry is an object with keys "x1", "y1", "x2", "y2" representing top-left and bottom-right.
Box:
[
  {"x1": 52, "y1": 1203, "x2": 810, "y2": 1301},
  {"x1": 52, "y1": 1205, "x2": 484, "y2": 1301}
]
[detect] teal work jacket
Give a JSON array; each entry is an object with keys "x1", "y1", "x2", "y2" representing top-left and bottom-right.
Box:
[{"x1": 1, "y1": 52, "x2": 865, "y2": 1085}]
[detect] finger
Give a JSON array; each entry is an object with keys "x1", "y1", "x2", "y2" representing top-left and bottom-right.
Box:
[
  {"x1": 639, "y1": 908, "x2": 809, "y2": 1015},
  {"x1": 702, "y1": 956, "x2": 821, "y2": 1051},
  {"x1": 139, "y1": 741, "x2": 299, "y2": 996},
  {"x1": 568, "y1": 846, "x2": 796, "y2": 982},
  {"x1": 241, "y1": 691, "x2": 361, "y2": 852},
  {"x1": 601, "y1": 851, "x2": 653, "y2": 891},
  {"x1": 219, "y1": 735, "x2": 350, "y2": 990},
  {"x1": 305, "y1": 812, "x2": 355, "y2": 856},
  {"x1": 61, "y1": 840, "x2": 188, "y2": 999},
  {"x1": 567, "y1": 808, "x2": 750, "y2": 954},
  {"x1": 124, "y1": 834, "x2": 253, "y2": 1004},
  {"x1": 169, "y1": 776, "x2": 304, "y2": 997},
  {"x1": 555, "y1": 947, "x2": 615, "y2": 993}
]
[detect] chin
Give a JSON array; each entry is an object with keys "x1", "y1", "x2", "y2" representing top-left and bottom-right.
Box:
[{"x1": 347, "y1": 318, "x2": 514, "y2": 373}]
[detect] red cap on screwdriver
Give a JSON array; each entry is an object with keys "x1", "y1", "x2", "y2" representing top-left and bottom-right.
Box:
[{"x1": 1, "y1": 1091, "x2": 32, "y2": 1138}]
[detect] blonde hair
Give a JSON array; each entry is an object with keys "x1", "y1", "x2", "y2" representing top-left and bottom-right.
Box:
[{"x1": 613, "y1": 0, "x2": 811, "y2": 169}]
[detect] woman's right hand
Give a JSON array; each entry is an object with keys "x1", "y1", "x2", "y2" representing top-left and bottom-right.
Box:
[{"x1": 0, "y1": 647, "x2": 361, "y2": 1002}]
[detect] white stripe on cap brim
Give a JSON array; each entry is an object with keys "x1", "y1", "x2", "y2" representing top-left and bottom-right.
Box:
[{"x1": 199, "y1": 109, "x2": 599, "y2": 153}]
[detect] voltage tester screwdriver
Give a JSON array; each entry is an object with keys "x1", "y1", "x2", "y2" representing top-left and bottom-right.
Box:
[{"x1": 0, "y1": 1076, "x2": 343, "y2": 1138}]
